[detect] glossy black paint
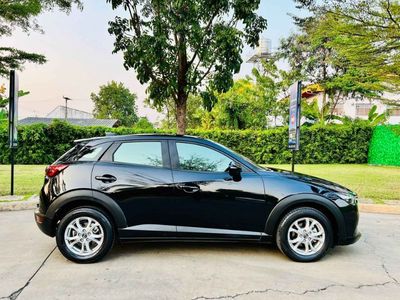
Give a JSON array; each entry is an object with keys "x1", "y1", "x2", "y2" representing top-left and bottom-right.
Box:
[{"x1": 35, "y1": 134, "x2": 360, "y2": 246}]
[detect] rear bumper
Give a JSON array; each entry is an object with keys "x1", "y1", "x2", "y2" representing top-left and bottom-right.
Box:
[{"x1": 34, "y1": 209, "x2": 55, "y2": 237}]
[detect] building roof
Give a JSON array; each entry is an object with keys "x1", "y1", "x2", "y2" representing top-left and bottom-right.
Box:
[
  {"x1": 46, "y1": 106, "x2": 93, "y2": 119},
  {"x1": 301, "y1": 83, "x2": 325, "y2": 99},
  {"x1": 19, "y1": 117, "x2": 119, "y2": 128},
  {"x1": 278, "y1": 83, "x2": 325, "y2": 101}
]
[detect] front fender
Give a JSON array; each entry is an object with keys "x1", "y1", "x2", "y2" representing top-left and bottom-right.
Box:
[
  {"x1": 264, "y1": 193, "x2": 346, "y2": 240},
  {"x1": 46, "y1": 189, "x2": 127, "y2": 228}
]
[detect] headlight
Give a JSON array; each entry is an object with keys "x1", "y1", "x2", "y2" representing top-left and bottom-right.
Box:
[
  {"x1": 337, "y1": 193, "x2": 358, "y2": 205},
  {"x1": 325, "y1": 192, "x2": 358, "y2": 206}
]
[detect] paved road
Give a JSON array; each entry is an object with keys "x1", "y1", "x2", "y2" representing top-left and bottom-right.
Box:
[{"x1": 0, "y1": 210, "x2": 399, "y2": 300}]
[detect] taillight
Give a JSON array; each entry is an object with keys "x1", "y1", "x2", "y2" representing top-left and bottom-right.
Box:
[{"x1": 45, "y1": 164, "x2": 68, "y2": 177}]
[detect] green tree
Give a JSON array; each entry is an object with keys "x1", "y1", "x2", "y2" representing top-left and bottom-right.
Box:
[
  {"x1": 211, "y1": 79, "x2": 268, "y2": 129},
  {"x1": 294, "y1": 0, "x2": 400, "y2": 93},
  {"x1": 133, "y1": 116, "x2": 155, "y2": 130},
  {"x1": 91, "y1": 81, "x2": 139, "y2": 127},
  {"x1": 250, "y1": 59, "x2": 295, "y2": 127},
  {"x1": 156, "y1": 59, "x2": 291, "y2": 130},
  {"x1": 0, "y1": 0, "x2": 82, "y2": 76},
  {"x1": 367, "y1": 105, "x2": 388, "y2": 126},
  {"x1": 279, "y1": 13, "x2": 384, "y2": 123},
  {"x1": 107, "y1": 0, "x2": 267, "y2": 134},
  {"x1": 0, "y1": 84, "x2": 29, "y2": 120},
  {"x1": 153, "y1": 94, "x2": 205, "y2": 130}
]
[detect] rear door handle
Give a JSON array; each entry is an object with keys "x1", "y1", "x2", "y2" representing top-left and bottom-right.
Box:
[
  {"x1": 176, "y1": 184, "x2": 200, "y2": 193},
  {"x1": 95, "y1": 174, "x2": 117, "y2": 183}
]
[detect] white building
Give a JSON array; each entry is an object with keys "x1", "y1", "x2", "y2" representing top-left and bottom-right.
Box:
[{"x1": 302, "y1": 86, "x2": 400, "y2": 125}]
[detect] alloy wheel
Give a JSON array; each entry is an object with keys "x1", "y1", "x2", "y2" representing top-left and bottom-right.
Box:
[
  {"x1": 287, "y1": 217, "x2": 325, "y2": 256},
  {"x1": 64, "y1": 216, "x2": 104, "y2": 257}
]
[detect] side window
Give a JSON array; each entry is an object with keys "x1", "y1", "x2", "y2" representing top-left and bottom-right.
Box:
[
  {"x1": 176, "y1": 143, "x2": 232, "y2": 172},
  {"x1": 79, "y1": 146, "x2": 105, "y2": 161},
  {"x1": 57, "y1": 142, "x2": 110, "y2": 163},
  {"x1": 113, "y1": 141, "x2": 163, "y2": 167}
]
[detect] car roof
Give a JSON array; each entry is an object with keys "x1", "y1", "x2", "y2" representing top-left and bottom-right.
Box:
[{"x1": 74, "y1": 134, "x2": 208, "y2": 145}]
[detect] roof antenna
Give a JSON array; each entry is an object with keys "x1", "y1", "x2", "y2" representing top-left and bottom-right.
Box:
[{"x1": 63, "y1": 96, "x2": 72, "y2": 120}]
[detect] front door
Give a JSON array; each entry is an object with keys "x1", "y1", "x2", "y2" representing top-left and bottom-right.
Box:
[{"x1": 170, "y1": 141, "x2": 268, "y2": 239}]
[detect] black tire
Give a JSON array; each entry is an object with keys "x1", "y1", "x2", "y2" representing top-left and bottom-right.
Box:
[
  {"x1": 276, "y1": 207, "x2": 333, "y2": 262},
  {"x1": 56, "y1": 207, "x2": 114, "y2": 263}
]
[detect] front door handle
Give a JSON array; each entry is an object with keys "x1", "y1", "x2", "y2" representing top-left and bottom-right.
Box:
[
  {"x1": 95, "y1": 174, "x2": 117, "y2": 183},
  {"x1": 176, "y1": 184, "x2": 200, "y2": 193}
]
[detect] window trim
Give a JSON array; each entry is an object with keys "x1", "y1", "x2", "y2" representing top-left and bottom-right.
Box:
[
  {"x1": 169, "y1": 140, "x2": 252, "y2": 174},
  {"x1": 102, "y1": 140, "x2": 171, "y2": 169}
]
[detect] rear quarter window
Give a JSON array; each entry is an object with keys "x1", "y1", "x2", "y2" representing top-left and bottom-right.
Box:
[{"x1": 57, "y1": 142, "x2": 110, "y2": 163}]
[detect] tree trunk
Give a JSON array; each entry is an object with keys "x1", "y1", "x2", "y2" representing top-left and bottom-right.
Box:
[
  {"x1": 175, "y1": 31, "x2": 188, "y2": 135},
  {"x1": 176, "y1": 97, "x2": 187, "y2": 135},
  {"x1": 321, "y1": 91, "x2": 327, "y2": 124}
]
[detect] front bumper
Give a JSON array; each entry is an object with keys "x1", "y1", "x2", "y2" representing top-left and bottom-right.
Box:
[
  {"x1": 338, "y1": 230, "x2": 361, "y2": 245},
  {"x1": 34, "y1": 209, "x2": 55, "y2": 237},
  {"x1": 335, "y1": 199, "x2": 361, "y2": 245}
]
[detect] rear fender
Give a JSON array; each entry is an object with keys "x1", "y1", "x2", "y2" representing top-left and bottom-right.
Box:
[{"x1": 46, "y1": 189, "x2": 127, "y2": 228}]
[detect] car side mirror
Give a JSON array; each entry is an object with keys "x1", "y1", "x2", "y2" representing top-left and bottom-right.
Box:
[{"x1": 228, "y1": 161, "x2": 242, "y2": 181}]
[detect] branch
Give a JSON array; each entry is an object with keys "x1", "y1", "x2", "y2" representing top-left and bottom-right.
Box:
[
  {"x1": 187, "y1": 10, "x2": 220, "y2": 68},
  {"x1": 385, "y1": 0, "x2": 400, "y2": 29},
  {"x1": 193, "y1": 16, "x2": 238, "y2": 84},
  {"x1": 195, "y1": 59, "x2": 217, "y2": 86}
]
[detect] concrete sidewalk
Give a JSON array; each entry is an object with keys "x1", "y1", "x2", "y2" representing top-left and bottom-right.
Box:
[{"x1": 0, "y1": 210, "x2": 399, "y2": 300}]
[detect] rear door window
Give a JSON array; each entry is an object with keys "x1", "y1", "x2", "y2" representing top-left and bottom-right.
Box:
[{"x1": 113, "y1": 141, "x2": 163, "y2": 167}]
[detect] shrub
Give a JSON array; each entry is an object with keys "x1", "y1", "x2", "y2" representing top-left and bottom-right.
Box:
[
  {"x1": 0, "y1": 120, "x2": 373, "y2": 165},
  {"x1": 368, "y1": 125, "x2": 400, "y2": 166}
]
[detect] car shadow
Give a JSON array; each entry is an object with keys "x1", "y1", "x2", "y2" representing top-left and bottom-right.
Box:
[
  {"x1": 104, "y1": 241, "x2": 282, "y2": 261},
  {"x1": 101, "y1": 241, "x2": 355, "y2": 263}
]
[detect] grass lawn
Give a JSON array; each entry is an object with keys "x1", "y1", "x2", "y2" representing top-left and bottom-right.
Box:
[
  {"x1": 0, "y1": 165, "x2": 46, "y2": 197},
  {"x1": 0, "y1": 164, "x2": 399, "y2": 203},
  {"x1": 264, "y1": 164, "x2": 400, "y2": 203}
]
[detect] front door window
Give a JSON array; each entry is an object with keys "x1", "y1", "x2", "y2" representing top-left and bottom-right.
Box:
[{"x1": 176, "y1": 142, "x2": 232, "y2": 172}]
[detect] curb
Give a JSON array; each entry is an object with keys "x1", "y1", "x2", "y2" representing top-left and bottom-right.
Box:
[
  {"x1": 359, "y1": 203, "x2": 400, "y2": 215},
  {"x1": 0, "y1": 195, "x2": 38, "y2": 211}
]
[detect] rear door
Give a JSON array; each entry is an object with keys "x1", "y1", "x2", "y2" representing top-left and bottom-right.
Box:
[{"x1": 92, "y1": 139, "x2": 177, "y2": 237}]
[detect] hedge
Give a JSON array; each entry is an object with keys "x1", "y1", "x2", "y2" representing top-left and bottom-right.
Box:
[
  {"x1": 0, "y1": 120, "x2": 373, "y2": 165},
  {"x1": 368, "y1": 125, "x2": 400, "y2": 166}
]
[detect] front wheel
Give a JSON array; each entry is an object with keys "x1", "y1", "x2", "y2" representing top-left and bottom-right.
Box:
[
  {"x1": 56, "y1": 207, "x2": 114, "y2": 263},
  {"x1": 276, "y1": 207, "x2": 333, "y2": 262}
]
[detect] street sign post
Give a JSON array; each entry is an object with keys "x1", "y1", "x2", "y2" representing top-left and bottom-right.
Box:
[
  {"x1": 9, "y1": 70, "x2": 18, "y2": 195},
  {"x1": 288, "y1": 81, "x2": 301, "y2": 172}
]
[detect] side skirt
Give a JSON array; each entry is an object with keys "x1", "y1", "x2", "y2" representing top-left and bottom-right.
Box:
[{"x1": 118, "y1": 224, "x2": 272, "y2": 243}]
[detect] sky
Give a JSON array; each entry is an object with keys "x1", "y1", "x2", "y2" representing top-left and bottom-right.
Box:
[{"x1": 2, "y1": 0, "x2": 301, "y2": 123}]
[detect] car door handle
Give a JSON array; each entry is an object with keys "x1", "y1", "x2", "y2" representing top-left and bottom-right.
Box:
[
  {"x1": 95, "y1": 174, "x2": 117, "y2": 183},
  {"x1": 176, "y1": 184, "x2": 200, "y2": 193}
]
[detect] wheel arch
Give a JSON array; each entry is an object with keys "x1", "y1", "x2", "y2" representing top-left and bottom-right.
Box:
[
  {"x1": 265, "y1": 194, "x2": 346, "y2": 244},
  {"x1": 46, "y1": 189, "x2": 127, "y2": 232}
]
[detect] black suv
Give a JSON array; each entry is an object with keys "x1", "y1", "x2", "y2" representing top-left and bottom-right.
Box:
[{"x1": 35, "y1": 134, "x2": 360, "y2": 263}]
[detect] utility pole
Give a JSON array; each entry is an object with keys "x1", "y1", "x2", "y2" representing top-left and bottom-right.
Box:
[{"x1": 63, "y1": 96, "x2": 72, "y2": 120}]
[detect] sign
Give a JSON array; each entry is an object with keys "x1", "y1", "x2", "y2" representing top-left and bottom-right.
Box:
[
  {"x1": 288, "y1": 81, "x2": 301, "y2": 151},
  {"x1": 9, "y1": 70, "x2": 18, "y2": 148}
]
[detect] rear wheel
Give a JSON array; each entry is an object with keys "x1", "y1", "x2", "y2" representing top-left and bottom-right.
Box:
[
  {"x1": 56, "y1": 207, "x2": 114, "y2": 263},
  {"x1": 276, "y1": 207, "x2": 333, "y2": 262}
]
